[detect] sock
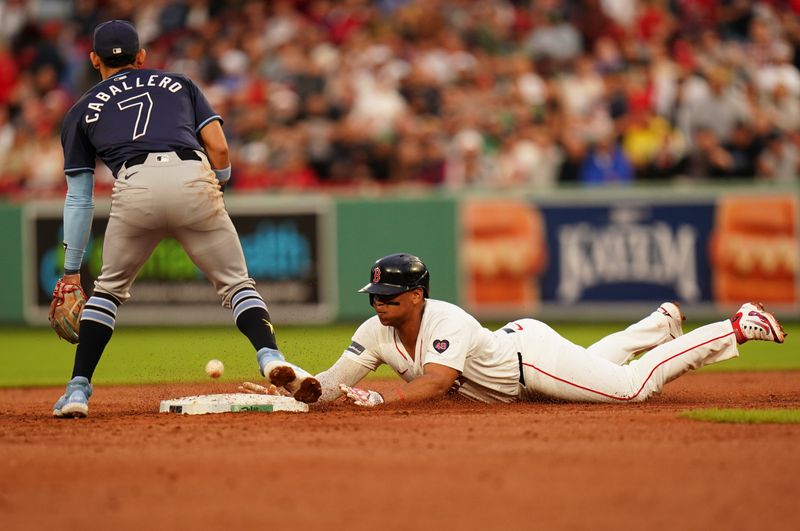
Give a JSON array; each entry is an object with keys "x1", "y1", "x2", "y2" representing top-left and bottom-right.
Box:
[
  {"x1": 256, "y1": 347, "x2": 286, "y2": 376},
  {"x1": 71, "y1": 293, "x2": 119, "y2": 380},
  {"x1": 231, "y1": 287, "x2": 278, "y2": 351}
]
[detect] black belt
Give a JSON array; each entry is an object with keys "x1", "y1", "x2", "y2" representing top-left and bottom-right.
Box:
[
  {"x1": 124, "y1": 149, "x2": 202, "y2": 168},
  {"x1": 501, "y1": 327, "x2": 527, "y2": 386}
]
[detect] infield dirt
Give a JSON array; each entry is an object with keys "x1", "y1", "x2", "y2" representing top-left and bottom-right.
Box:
[{"x1": 2, "y1": 371, "x2": 799, "y2": 531}]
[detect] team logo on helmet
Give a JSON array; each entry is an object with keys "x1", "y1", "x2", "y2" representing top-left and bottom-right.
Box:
[
  {"x1": 433, "y1": 339, "x2": 450, "y2": 353},
  {"x1": 372, "y1": 266, "x2": 381, "y2": 283}
]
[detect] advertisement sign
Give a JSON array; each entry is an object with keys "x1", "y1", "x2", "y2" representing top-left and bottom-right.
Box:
[
  {"x1": 462, "y1": 193, "x2": 798, "y2": 320},
  {"x1": 27, "y1": 197, "x2": 334, "y2": 325},
  {"x1": 709, "y1": 195, "x2": 798, "y2": 305},
  {"x1": 539, "y1": 202, "x2": 715, "y2": 304},
  {"x1": 460, "y1": 198, "x2": 547, "y2": 316}
]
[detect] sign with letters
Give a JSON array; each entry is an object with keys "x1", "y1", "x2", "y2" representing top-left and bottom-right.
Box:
[
  {"x1": 460, "y1": 194, "x2": 799, "y2": 320},
  {"x1": 27, "y1": 197, "x2": 335, "y2": 324},
  {"x1": 539, "y1": 202, "x2": 715, "y2": 304}
]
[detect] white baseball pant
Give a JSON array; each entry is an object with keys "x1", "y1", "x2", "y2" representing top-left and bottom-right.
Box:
[
  {"x1": 513, "y1": 310, "x2": 739, "y2": 403},
  {"x1": 94, "y1": 151, "x2": 255, "y2": 306}
]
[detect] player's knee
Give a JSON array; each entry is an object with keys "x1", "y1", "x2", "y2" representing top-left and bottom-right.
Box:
[
  {"x1": 220, "y1": 279, "x2": 257, "y2": 308},
  {"x1": 92, "y1": 284, "x2": 128, "y2": 305}
]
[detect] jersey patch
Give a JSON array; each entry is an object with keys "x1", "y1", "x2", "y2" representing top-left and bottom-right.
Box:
[
  {"x1": 346, "y1": 341, "x2": 366, "y2": 356},
  {"x1": 433, "y1": 339, "x2": 450, "y2": 353}
]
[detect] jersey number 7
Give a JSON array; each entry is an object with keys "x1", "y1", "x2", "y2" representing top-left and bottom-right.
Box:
[{"x1": 117, "y1": 93, "x2": 153, "y2": 140}]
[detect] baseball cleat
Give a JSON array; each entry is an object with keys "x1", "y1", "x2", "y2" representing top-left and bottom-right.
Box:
[
  {"x1": 257, "y1": 348, "x2": 322, "y2": 404},
  {"x1": 292, "y1": 377, "x2": 322, "y2": 404},
  {"x1": 730, "y1": 302, "x2": 786, "y2": 344},
  {"x1": 266, "y1": 365, "x2": 322, "y2": 404},
  {"x1": 53, "y1": 376, "x2": 93, "y2": 418},
  {"x1": 657, "y1": 302, "x2": 685, "y2": 339}
]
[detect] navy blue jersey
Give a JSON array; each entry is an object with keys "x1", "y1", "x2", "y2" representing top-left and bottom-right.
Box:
[{"x1": 61, "y1": 68, "x2": 221, "y2": 177}]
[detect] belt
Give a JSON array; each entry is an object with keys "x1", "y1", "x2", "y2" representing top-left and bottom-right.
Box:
[
  {"x1": 517, "y1": 352, "x2": 526, "y2": 386},
  {"x1": 124, "y1": 149, "x2": 202, "y2": 168}
]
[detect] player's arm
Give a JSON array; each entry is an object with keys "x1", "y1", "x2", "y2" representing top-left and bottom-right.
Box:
[
  {"x1": 48, "y1": 170, "x2": 94, "y2": 340},
  {"x1": 62, "y1": 171, "x2": 95, "y2": 279},
  {"x1": 315, "y1": 355, "x2": 373, "y2": 403},
  {"x1": 198, "y1": 119, "x2": 231, "y2": 185},
  {"x1": 241, "y1": 355, "x2": 373, "y2": 403},
  {"x1": 340, "y1": 363, "x2": 459, "y2": 407},
  {"x1": 60, "y1": 102, "x2": 96, "y2": 282},
  {"x1": 383, "y1": 363, "x2": 458, "y2": 405}
]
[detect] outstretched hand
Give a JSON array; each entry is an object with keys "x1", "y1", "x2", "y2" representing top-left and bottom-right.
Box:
[
  {"x1": 238, "y1": 381, "x2": 291, "y2": 397},
  {"x1": 339, "y1": 383, "x2": 384, "y2": 407}
]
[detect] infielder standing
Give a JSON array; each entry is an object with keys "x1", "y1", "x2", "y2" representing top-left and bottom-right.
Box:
[
  {"x1": 298, "y1": 253, "x2": 786, "y2": 407},
  {"x1": 51, "y1": 20, "x2": 320, "y2": 418}
]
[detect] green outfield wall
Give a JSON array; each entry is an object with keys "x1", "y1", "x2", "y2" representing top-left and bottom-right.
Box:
[
  {"x1": 335, "y1": 195, "x2": 458, "y2": 321},
  {"x1": 0, "y1": 203, "x2": 24, "y2": 322},
  {"x1": 3, "y1": 182, "x2": 798, "y2": 325}
]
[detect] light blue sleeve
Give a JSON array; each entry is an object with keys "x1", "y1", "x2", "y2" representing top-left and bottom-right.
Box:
[
  {"x1": 63, "y1": 171, "x2": 95, "y2": 274},
  {"x1": 213, "y1": 165, "x2": 231, "y2": 184}
]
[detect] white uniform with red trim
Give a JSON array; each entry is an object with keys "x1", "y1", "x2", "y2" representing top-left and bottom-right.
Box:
[{"x1": 342, "y1": 299, "x2": 740, "y2": 404}]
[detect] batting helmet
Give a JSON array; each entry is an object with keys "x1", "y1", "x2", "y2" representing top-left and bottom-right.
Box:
[{"x1": 358, "y1": 253, "x2": 430, "y2": 298}]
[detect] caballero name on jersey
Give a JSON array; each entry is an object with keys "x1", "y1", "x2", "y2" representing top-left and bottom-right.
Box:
[{"x1": 84, "y1": 75, "x2": 184, "y2": 123}]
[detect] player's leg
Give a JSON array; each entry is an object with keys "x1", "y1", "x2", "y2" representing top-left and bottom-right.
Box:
[
  {"x1": 585, "y1": 302, "x2": 684, "y2": 365},
  {"x1": 170, "y1": 176, "x2": 321, "y2": 403},
  {"x1": 519, "y1": 319, "x2": 734, "y2": 403},
  {"x1": 609, "y1": 303, "x2": 784, "y2": 401},
  {"x1": 519, "y1": 304, "x2": 784, "y2": 403},
  {"x1": 54, "y1": 214, "x2": 165, "y2": 418}
]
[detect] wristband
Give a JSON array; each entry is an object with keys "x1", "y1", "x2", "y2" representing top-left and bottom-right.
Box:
[
  {"x1": 394, "y1": 388, "x2": 405, "y2": 401},
  {"x1": 213, "y1": 165, "x2": 231, "y2": 184}
]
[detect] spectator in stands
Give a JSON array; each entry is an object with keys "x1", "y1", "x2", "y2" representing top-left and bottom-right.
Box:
[
  {"x1": 579, "y1": 132, "x2": 633, "y2": 185},
  {"x1": 524, "y1": 8, "x2": 582, "y2": 74},
  {"x1": 2, "y1": 0, "x2": 800, "y2": 195},
  {"x1": 557, "y1": 127, "x2": 588, "y2": 184},
  {"x1": 724, "y1": 120, "x2": 764, "y2": 178},
  {"x1": 622, "y1": 103, "x2": 686, "y2": 180},
  {"x1": 444, "y1": 128, "x2": 494, "y2": 188},
  {"x1": 756, "y1": 130, "x2": 799, "y2": 181},
  {"x1": 684, "y1": 127, "x2": 735, "y2": 179},
  {"x1": 679, "y1": 66, "x2": 751, "y2": 144}
]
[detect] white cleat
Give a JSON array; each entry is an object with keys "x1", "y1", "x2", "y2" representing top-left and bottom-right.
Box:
[
  {"x1": 658, "y1": 302, "x2": 685, "y2": 339},
  {"x1": 257, "y1": 349, "x2": 322, "y2": 404},
  {"x1": 731, "y1": 302, "x2": 786, "y2": 344},
  {"x1": 263, "y1": 361, "x2": 322, "y2": 404}
]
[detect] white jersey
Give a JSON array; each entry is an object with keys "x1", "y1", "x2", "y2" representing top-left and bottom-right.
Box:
[
  {"x1": 331, "y1": 300, "x2": 744, "y2": 406},
  {"x1": 343, "y1": 299, "x2": 522, "y2": 403}
]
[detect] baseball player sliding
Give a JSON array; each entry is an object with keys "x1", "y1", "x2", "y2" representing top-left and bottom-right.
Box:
[
  {"x1": 252, "y1": 253, "x2": 786, "y2": 407},
  {"x1": 50, "y1": 20, "x2": 319, "y2": 418}
]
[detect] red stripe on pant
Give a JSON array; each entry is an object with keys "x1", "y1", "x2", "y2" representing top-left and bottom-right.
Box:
[{"x1": 521, "y1": 331, "x2": 735, "y2": 401}]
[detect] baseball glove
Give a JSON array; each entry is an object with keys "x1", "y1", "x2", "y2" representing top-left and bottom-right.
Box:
[{"x1": 49, "y1": 278, "x2": 87, "y2": 344}]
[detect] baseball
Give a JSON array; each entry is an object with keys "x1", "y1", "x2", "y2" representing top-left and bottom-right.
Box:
[{"x1": 205, "y1": 359, "x2": 224, "y2": 379}]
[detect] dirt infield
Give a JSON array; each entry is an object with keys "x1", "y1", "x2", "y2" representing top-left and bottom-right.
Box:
[{"x1": 2, "y1": 372, "x2": 799, "y2": 531}]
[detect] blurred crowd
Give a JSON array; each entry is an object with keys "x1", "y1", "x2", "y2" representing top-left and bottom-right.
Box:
[{"x1": 1, "y1": 0, "x2": 800, "y2": 198}]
